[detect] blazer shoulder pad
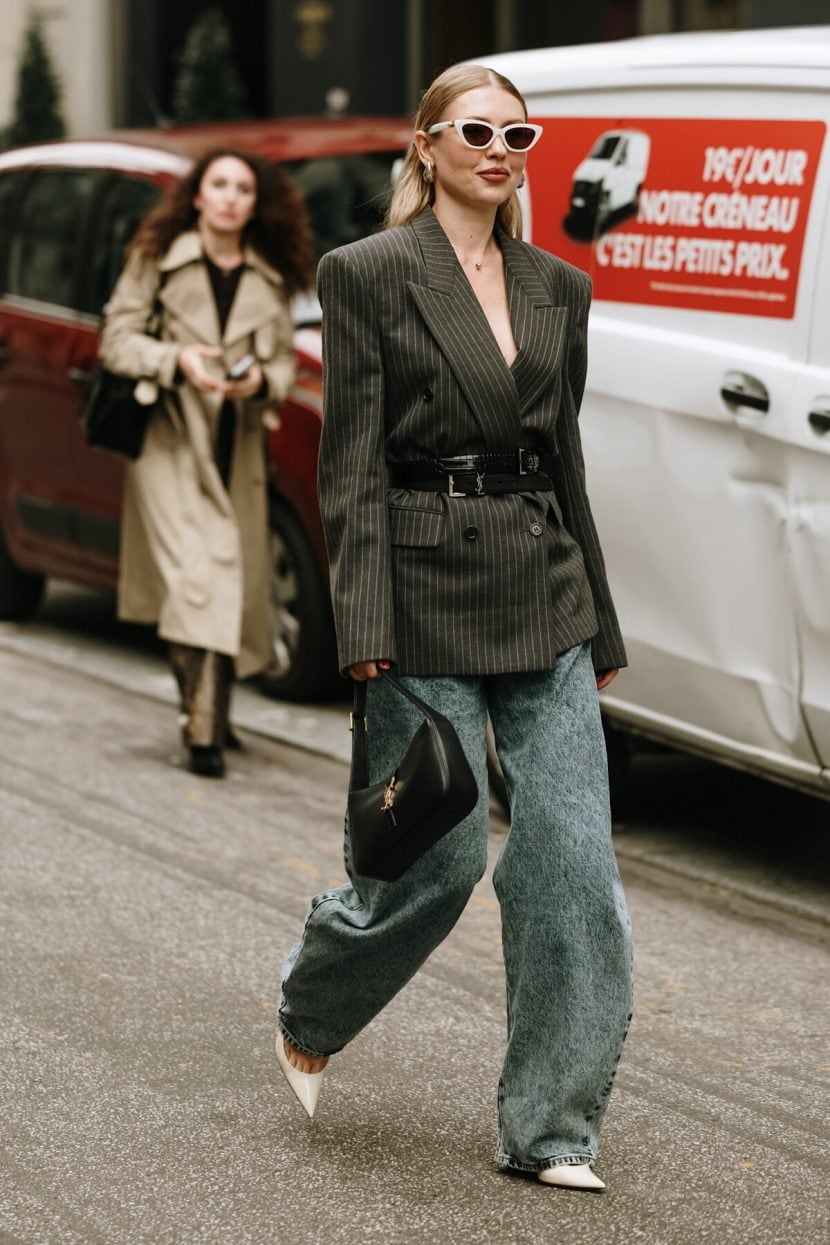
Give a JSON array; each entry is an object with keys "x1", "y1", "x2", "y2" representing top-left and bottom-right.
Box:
[
  {"x1": 319, "y1": 225, "x2": 417, "y2": 274},
  {"x1": 523, "y1": 242, "x2": 591, "y2": 305}
]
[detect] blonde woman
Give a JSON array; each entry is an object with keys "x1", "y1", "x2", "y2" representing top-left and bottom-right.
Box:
[{"x1": 276, "y1": 65, "x2": 633, "y2": 1191}]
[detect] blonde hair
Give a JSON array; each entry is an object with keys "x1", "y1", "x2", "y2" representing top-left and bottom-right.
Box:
[{"x1": 386, "y1": 64, "x2": 527, "y2": 238}]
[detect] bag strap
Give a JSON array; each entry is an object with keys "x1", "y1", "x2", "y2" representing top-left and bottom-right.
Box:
[
  {"x1": 145, "y1": 268, "x2": 169, "y2": 339},
  {"x1": 349, "y1": 669, "x2": 436, "y2": 792},
  {"x1": 350, "y1": 679, "x2": 370, "y2": 791},
  {"x1": 377, "y1": 668, "x2": 437, "y2": 718}
]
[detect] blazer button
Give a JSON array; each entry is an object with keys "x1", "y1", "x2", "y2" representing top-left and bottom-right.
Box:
[
  {"x1": 529, "y1": 522, "x2": 543, "y2": 537},
  {"x1": 422, "y1": 386, "x2": 433, "y2": 402},
  {"x1": 464, "y1": 525, "x2": 478, "y2": 541}
]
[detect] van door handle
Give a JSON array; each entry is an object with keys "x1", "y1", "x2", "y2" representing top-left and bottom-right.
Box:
[
  {"x1": 67, "y1": 365, "x2": 95, "y2": 386},
  {"x1": 720, "y1": 371, "x2": 769, "y2": 413},
  {"x1": 808, "y1": 409, "x2": 830, "y2": 434}
]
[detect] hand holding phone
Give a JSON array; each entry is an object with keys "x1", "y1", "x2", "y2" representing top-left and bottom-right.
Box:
[{"x1": 227, "y1": 353, "x2": 256, "y2": 381}]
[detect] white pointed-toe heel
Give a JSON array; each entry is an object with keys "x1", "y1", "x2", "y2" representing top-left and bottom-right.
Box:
[
  {"x1": 537, "y1": 1163, "x2": 606, "y2": 1192},
  {"x1": 275, "y1": 1035, "x2": 327, "y2": 1119}
]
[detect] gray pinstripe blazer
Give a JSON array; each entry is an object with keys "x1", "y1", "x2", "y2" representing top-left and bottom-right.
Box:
[{"x1": 317, "y1": 206, "x2": 626, "y2": 677}]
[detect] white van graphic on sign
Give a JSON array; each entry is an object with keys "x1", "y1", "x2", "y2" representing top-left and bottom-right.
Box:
[{"x1": 566, "y1": 129, "x2": 651, "y2": 238}]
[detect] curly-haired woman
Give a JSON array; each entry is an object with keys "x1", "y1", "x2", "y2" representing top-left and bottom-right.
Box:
[{"x1": 100, "y1": 149, "x2": 313, "y2": 777}]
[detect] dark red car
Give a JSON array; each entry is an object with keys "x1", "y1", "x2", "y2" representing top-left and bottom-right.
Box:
[{"x1": 0, "y1": 118, "x2": 411, "y2": 699}]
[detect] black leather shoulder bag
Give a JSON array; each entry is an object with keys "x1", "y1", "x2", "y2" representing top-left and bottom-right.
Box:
[
  {"x1": 347, "y1": 670, "x2": 478, "y2": 882},
  {"x1": 82, "y1": 274, "x2": 168, "y2": 460},
  {"x1": 82, "y1": 368, "x2": 153, "y2": 460}
]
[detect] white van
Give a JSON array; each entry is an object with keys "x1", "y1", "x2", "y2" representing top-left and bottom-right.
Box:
[
  {"x1": 568, "y1": 128, "x2": 651, "y2": 236},
  {"x1": 482, "y1": 28, "x2": 830, "y2": 803}
]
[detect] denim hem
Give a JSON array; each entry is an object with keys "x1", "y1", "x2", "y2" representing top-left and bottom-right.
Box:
[
  {"x1": 277, "y1": 1018, "x2": 332, "y2": 1060},
  {"x1": 496, "y1": 1150, "x2": 596, "y2": 1174}
]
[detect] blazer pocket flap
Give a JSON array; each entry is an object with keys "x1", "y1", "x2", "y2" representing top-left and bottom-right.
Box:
[{"x1": 389, "y1": 505, "x2": 445, "y2": 548}]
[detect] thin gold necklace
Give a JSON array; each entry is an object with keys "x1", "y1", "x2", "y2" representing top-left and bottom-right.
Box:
[{"x1": 452, "y1": 237, "x2": 494, "y2": 272}]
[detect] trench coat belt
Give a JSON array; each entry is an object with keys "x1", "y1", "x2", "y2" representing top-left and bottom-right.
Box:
[{"x1": 390, "y1": 449, "x2": 554, "y2": 497}]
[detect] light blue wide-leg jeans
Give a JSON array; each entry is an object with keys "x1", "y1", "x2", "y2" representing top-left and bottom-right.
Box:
[{"x1": 278, "y1": 642, "x2": 633, "y2": 1171}]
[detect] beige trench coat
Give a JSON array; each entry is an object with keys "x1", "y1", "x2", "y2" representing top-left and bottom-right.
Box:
[{"x1": 99, "y1": 230, "x2": 295, "y2": 677}]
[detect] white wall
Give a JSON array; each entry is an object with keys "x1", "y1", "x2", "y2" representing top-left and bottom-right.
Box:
[{"x1": 0, "y1": 0, "x2": 114, "y2": 138}]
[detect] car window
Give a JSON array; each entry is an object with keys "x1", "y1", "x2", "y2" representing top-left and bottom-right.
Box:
[
  {"x1": 591, "y1": 136, "x2": 619, "y2": 160},
  {"x1": 287, "y1": 153, "x2": 398, "y2": 262},
  {"x1": 84, "y1": 175, "x2": 161, "y2": 315},
  {"x1": 5, "y1": 169, "x2": 102, "y2": 310},
  {"x1": 0, "y1": 171, "x2": 30, "y2": 292}
]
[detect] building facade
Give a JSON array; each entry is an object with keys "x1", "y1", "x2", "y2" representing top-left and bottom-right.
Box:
[
  {"x1": 1, "y1": 0, "x2": 827, "y2": 137},
  {"x1": 0, "y1": 0, "x2": 113, "y2": 137}
]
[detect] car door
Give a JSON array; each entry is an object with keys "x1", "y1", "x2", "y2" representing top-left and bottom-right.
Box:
[
  {"x1": 584, "y1": 291, "x2": 821, "y2": 785},
  {"x1": 0, "y1": 165, "x2": 109, "y2": 578},
  {"x1": 787, "y1": 204, "x2": 830, "y2": 779},
  {"x1": 68, "y1": 171, "x2": 162, "y2": 569}
]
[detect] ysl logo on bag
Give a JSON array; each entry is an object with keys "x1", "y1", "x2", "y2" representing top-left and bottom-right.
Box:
[
  {"x1": 348, "y1": 668, "x2": 478, "y2": 881},
  {"x1": 381, "y1": 775, "x2": 398, "y2": 827}
]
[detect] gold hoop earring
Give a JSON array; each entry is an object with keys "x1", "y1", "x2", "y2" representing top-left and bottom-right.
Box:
[
  {"x1": 518, "y1": 173, "x2": 526, "y2": 189},
  {"x1": 423, "y1": 162, "x2": 434, "y2": 184}
]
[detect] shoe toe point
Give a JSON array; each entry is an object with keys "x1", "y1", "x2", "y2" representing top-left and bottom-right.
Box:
[{"x1": 537, "y1": 1164, "x2": 606, "y2": 1192}]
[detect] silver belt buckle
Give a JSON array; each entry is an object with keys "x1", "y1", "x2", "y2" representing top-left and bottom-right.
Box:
[{"x1": 448, "y1": 471, "x2": 484, "y2": 496}]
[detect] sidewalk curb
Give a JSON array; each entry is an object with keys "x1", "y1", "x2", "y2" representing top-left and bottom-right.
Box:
[
  {"x1": 612, "y1": 839, "x2": 830, "y2": 931},
  {"x1": 2, "y1": 623, "x2": 827, "y2": 930},
  {"x1": 0, "y1": 625, "x2": 351, "y2": 766}
]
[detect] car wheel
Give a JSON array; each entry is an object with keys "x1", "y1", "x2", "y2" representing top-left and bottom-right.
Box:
[
  {"x1": 258, "y1": 500, "x2": 340, "y2": 702},
  {"x1": 0, "y1": 524, "x2": 45, "y2": 620}
]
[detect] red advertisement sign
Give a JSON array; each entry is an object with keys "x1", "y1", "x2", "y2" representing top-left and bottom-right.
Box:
[{"x1": 528, "y1": 117, "x2": 826, "y2": 318}]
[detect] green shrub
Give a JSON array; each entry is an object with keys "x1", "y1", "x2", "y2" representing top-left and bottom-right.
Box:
[
  {"x1": 4, "y1": 14, "x2": 66, "y2": 150},
  {"x1": 172, "y1": 8, "x2": 249, "y2": 123}
]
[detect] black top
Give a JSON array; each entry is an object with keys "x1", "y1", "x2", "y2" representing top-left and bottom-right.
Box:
[
  {"x1": 204, "y1": 256, "x2": 245, "y2": 334},
  {"x1": 203, "y1": 256, "x2": 245, "y2": 485}
]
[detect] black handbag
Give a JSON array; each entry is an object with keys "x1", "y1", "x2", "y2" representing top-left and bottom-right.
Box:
[
  {"x1": 81, "y1": 367, "x2": 153, "y2": 459},
  {"x1": 82, "y1": 275, "x2": 167, "y2": 459},
  {"x1": 347, "y1": 669, "x2": 478, "y2": 882}
]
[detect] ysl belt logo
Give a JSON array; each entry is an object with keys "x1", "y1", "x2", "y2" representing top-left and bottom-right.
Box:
[{"x1": 475, "y1": 472, "x2": 485, "y2": 495}]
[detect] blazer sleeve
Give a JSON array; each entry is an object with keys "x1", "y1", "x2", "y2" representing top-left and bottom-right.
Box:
[
  {"x1": 98, "y1": 252, "x2": 181, "y2": 389},
  {"x1": 549, "y1": 267, "x2": 627, "y2": 672},
  {"x1": 317, "y1": 247, "x2": 396, "y2": 673}
]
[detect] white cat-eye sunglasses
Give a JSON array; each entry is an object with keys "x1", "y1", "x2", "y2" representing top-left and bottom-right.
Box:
[{"x1": 427, "y1": 119, "x2": 543, "y2": 152}]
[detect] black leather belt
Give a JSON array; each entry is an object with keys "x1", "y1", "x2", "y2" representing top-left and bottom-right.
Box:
[{"x1": 391, "y1": 450, "x2": 554, "y2": 497}]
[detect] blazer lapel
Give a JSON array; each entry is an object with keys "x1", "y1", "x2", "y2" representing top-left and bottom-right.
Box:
[
  {"x1": 407, "y1": 209, "x2": 522, "y2": 448},
  {"x1": 159, "y1": 233, "x2": 221, "y2": 344},
  {"x1": 499, "y1": 227, "x2": 569, "y2": 416},
  {"x1": 158, "y1": 234, "x2": 287, "y2": 347},
  {"x1": 224, "y1": 250, "x2": 286, "y2": 346}
]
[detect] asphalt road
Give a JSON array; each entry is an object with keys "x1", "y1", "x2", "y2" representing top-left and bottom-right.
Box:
[{"x1": 1, "y1": 588, "x2": 829, "y2": 1244}]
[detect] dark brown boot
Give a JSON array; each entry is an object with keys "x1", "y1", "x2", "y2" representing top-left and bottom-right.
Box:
[{"x1": 187, "y1": 745, "x2": 226, "y2": 778}]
